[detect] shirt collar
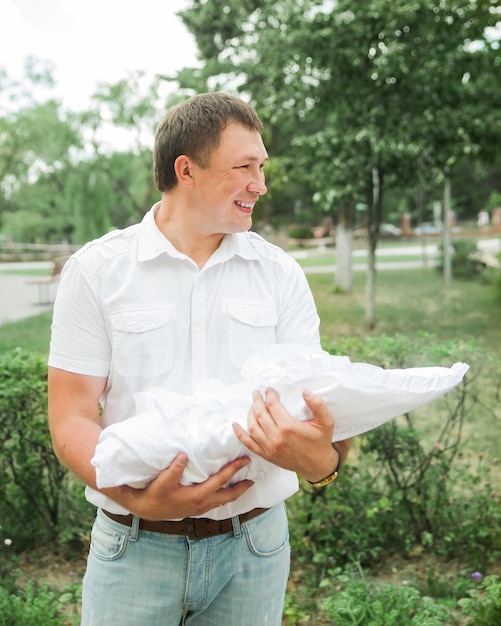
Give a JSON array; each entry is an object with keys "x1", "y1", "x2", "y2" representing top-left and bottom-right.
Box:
[
  {"x1": 137, "y1": 204, "x2": 181, "y2": 262},
  {"x1": 137, "y1": 203, "x2": 260, "y2": 263}
]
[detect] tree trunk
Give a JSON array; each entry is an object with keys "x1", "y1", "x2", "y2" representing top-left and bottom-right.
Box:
[
  {"x1": 335, "y1": 202, "x2": 355, "y2": 292},
  {"x1": 365, "y1": 166, "x2": 384, "y2": 329},
  {"x1": 442, "y1": 176, "x2": 452, "y2": 286}
]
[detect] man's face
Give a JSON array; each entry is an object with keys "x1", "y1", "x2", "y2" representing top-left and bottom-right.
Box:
[{"x1": 189, "y1": 122, "x2": 268, "y2": 235}]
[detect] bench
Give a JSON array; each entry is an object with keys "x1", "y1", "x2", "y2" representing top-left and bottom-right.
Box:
[
  {"x1": 27, "y1": 256, "x2": 68, "y2": 305},
  {"x1": 469, "y1": 251, "x2": 501, "y2": 269}
]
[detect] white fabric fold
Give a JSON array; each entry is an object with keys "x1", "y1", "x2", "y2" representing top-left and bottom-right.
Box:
[{"x1": 91, "y1": 345, "x2": 469, "y2": 518}]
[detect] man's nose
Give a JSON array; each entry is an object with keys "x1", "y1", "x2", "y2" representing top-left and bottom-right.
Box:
[{"x1": 248, "y1": 177, "x2": 267, "y2": 196}]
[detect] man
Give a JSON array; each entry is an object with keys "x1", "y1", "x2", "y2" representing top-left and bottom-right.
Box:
[{"x1": 48, "y1": 92, "x2": 349, "y2": 625}]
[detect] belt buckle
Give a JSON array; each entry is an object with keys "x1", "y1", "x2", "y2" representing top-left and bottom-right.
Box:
[{"x1": 187, "y1": 519, "x2": 198, "y2": 540}]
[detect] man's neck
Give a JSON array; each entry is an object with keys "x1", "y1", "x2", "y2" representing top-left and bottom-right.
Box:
[{"x1": 154, "y1": 200, "x2": 225, "y2": 269}]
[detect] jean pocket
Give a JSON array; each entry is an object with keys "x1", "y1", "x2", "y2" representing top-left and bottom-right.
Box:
[
  {"x1": 243, "y1": 504, "x2": 289, "y2": 558},
  {"x1": 89, "y1": 516, "x2": 129, "y2": 562}
]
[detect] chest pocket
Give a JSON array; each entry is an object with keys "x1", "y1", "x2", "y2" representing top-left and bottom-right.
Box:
[
  {"x1": 110, "y1": 307, "x2": 175, "y2": 378},
  {"x1": 227, "y1": 302, "x2": 278, "y2": 367}
]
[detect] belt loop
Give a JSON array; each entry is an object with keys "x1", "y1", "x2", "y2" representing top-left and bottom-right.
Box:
[
  {"x1": 231, "y1": 515, "x2": 242, "y2": 538},
  {"x1": 130, "y1": 514, "x2": 140, "y2": 542}
]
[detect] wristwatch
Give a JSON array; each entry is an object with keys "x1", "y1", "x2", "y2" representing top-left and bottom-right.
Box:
[{"x1": 307, "y1": 443, "x2": 342, "y2": 488}]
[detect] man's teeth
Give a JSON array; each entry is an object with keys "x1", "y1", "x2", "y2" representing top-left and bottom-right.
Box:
[{"x1": 236, "y1": 201, "x2": 253, "y2": 208}]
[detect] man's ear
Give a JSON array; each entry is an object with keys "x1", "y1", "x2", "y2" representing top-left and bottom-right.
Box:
[{"x1": 174, "y1": 155, "x2": 194, "y2": 187}]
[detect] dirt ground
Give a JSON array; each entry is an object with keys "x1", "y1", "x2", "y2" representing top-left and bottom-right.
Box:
[{"x1": 14, "y1": 545, "x2": 498, "y2": 625}]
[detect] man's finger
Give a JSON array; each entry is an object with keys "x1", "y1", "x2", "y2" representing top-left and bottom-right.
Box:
[{"x1": 232, "y1": 422, "x2": 266, "y2": 454}]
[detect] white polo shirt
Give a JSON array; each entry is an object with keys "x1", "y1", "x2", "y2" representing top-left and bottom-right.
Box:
[{"x1": 49, "y1": 204, "x2": 321, "y2": 517}]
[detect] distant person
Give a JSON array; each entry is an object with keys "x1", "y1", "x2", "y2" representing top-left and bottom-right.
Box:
[
  {"x1": 477, "y1": 210, "x2": 490, "y2": 231},
  {"x1": 47, "y1": 92, "x2": 350, "y2": 626}
]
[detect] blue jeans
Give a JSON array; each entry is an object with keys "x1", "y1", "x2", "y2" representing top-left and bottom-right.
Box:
[{"x1": 81, "y1": 504, "x2": 290, "y2": 625}]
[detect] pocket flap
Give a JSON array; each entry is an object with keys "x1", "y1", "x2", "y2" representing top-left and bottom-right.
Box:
[
  {"x1": 111, "y1": 308, "x2": 174, "y2": 333},
  {"x1": 227, "y1": 304, "x2": 277, "y2": 327}
]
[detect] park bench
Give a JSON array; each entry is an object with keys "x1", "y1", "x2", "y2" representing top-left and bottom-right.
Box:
[
  {"x1": 27, "y1": 256, "x2": 68, "y2": 305},
  {"x1": 469, "y1": 250, "x2": 501, "y2": 269}
]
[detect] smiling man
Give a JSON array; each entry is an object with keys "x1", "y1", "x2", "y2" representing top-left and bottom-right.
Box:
[{"x1": 48, "y1": 92, "x2": 349, "y2": 626}]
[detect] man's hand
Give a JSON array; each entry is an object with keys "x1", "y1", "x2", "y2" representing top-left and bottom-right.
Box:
[
  {"x1": 110, "y1": 454, "x2": 254, "y2": 521},
  {"x1": 233, "y1": 388, "x2": 348, "y2": 483}
]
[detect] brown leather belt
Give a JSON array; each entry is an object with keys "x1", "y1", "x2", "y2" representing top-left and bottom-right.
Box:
[{"x1": 102, "y1": 507, "x2": 268, "y2": 539}]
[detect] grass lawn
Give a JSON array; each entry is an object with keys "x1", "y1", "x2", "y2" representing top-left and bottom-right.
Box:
[
  {"x1": 307, "y1": 267, "x2": 501, "y2": 352},
  {"x1": 0, "y1": 268, "x2": 50, "y2": 276},
  {"x1": 0, "y1": 311, "x2": 53, "y2": 354}
]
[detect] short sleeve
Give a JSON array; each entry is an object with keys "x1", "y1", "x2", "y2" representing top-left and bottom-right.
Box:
[{"x1": 48, "y1": 257, "x2": 111, "y2": 376}]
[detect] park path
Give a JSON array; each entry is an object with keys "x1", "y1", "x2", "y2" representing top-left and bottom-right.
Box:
[
  {"x1": 0, "y1": 262, "x2": 54, "y2": 325},
  {"x1": 0, "y1": 238, "x2": 499, "y2": 325}
]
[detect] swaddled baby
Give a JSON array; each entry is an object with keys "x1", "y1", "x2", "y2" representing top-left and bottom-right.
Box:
[{"x1": 92, "y1": 343, "x2": 469, "y2": 514}]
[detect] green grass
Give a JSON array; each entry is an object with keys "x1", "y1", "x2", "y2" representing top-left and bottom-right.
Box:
[
  {"x1": 0, "y1": 311, "x2": 52, "y2": 354},
  {"x1": 0, "y1": 268, "x2": 50, "y2": 276},
  {"x1": 307, "y1": 268, "x2": 501, "y2": 352}
]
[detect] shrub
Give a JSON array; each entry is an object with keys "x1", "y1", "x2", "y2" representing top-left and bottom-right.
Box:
[
  {"x1": 459, "y1": 575, "x2": 501, "y2": 625},
  {"x1": 287, "y1": 334, "x2": 501, "y2": 574},
  {"x1": 0, "y1": 582, "x2": 65, "y2": 626},
  {"x1": 436, "y1": 238, "x2": 486, "y2": 279},
  {"x1": 288, "y1": 225, "x2": 313, "y2": 240},
  {"x1": 0, "y1": 348, "x2": 93, "y2": 552},
  {"x1": 322, "y1": 575, "x2": 453, "y2": 625}
]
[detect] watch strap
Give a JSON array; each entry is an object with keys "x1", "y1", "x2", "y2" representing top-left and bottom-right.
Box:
[{"x1": 307, "y1": 442, "x2": 342, "y2": 488}]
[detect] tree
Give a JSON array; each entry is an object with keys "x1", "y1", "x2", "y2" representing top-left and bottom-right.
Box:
[
  {"x1": 177, "y1": 0, "x2": 501, "y2": 327},
  {"x1": 0, "y1": 66, "x2": 163, "y2": 243}
]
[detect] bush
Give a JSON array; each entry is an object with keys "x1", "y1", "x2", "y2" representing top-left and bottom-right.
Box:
[
  {"x1": 0, "y1": 348, "x2": 93, "y2": 552},
  {"x1": 436, "y1": 238, "x2": 486, "y2": 279},
  {"x1": 459, "y1": 575, "x2": 501, "y2": 625},
  {"x1": 288, "y1": 225, "x2": 313, "y2": 240},
  {"x1": 322, "y1": 574, "x2": 453, "y2": 625},
  {"x1": 0, "y1": 582, "x2": 65, "y2": 626},
  {"x1": 287, "y1": 334, "x2": 501, "y2": 573}
]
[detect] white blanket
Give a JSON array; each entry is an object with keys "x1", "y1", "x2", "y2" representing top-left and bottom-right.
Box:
[{"x1": 92, "y1": 345, "x2": 469, "y2": 493}]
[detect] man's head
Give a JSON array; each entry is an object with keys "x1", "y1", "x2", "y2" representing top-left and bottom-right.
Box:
[{"x1": 154, "y1": 92, "x2": 264, "y2": 192}]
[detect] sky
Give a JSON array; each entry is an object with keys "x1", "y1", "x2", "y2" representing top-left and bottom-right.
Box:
[{"x1": 0, "y1": 0, "x2": 199, "y2": 111}]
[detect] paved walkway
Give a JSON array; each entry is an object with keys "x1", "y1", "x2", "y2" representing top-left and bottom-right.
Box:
[
  {"x1": 0, "y1": 262, "x2": 54, "y2": 326},
  {"x1": 0, "y1": 238, "x2": 499, "y2": 325}
]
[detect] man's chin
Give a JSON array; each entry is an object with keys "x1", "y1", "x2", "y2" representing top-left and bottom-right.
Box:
[{"x1": 227, "y1": 218, "x2": 253, "y2": 234}]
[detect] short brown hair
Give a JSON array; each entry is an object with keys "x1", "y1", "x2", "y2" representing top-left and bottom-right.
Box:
[{"x1": 153, "y1": 92, "x2": 264, "y2": 192}]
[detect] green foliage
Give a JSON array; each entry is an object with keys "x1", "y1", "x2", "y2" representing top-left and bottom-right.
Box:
[
  {"x1": 0, "y1": 348, "x2": 65, "y2": 549},
  {"x1": 0, "y1": 348, "x2": 93, "y2": 552},
  {"x1": 0, "y1": 582, "x2": 65, "y2": 626},
  {"x1": 57, "y1": 580, "x2": 82, "y2": 623},
  {"x1": 0, "y1": 528, "x2": 19, "y2": 596},
  {"x1": 178, "y1": 0, "x2": 501, "y2": 234},
  {"x1": 436, "y1": 238, "x2": 487, "y2": 279},
  {"x1": 322, "y1": 573, "x2": 453, "y2": 625},
  {"x1": 287, "y1": 225, "x2": 312, "y2": 240},
  {"x1": 0, "y1": 312, "x2": 52, "y2": 355},
  {"x1": 483, "y1": 191, "x2": 501, "y2": 214},
  {"x1": 491, "y1": 265, "x2": 501, "y2": 304},
  {"x1": 288, "y1": 334, "x2": 501, "y2": 573},
  {"x1": 282, "y1": 593, "x2": 312, "y2": 625},
  {"x1": 459, "y1": 575, "x2": 501, "y2": 626}
]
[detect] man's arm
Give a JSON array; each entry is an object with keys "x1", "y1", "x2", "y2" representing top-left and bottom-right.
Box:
[
  {"x1": 233, "y1": 387, "x2": 350, "y2": 483},
  {"x1": 48, "y1": 367, "x2": 254, "y2": 520}
]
